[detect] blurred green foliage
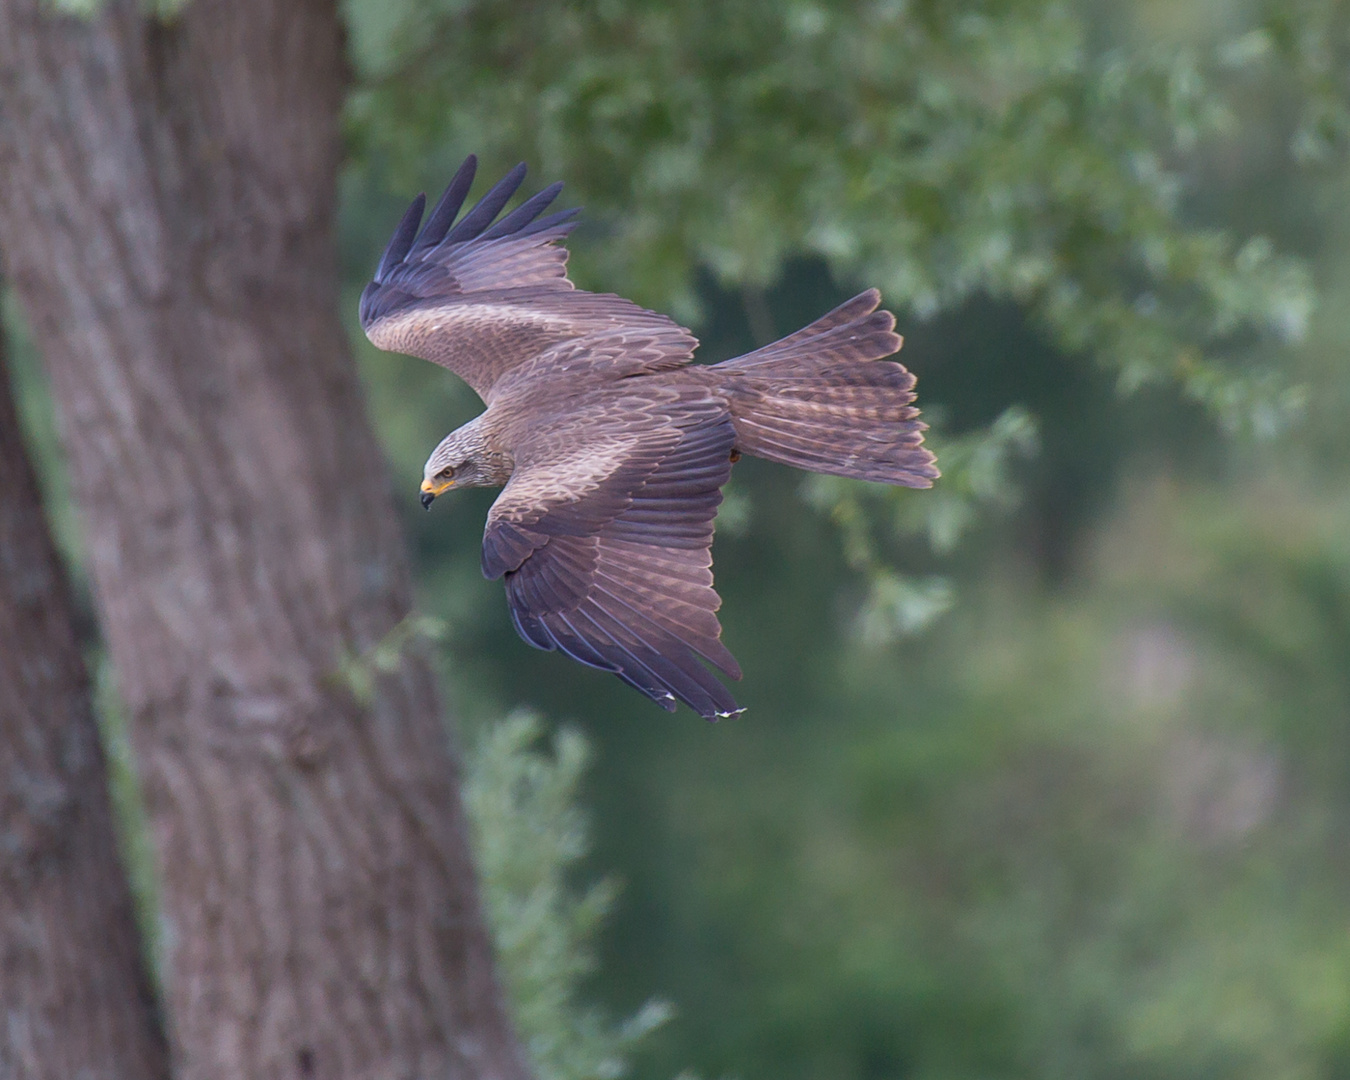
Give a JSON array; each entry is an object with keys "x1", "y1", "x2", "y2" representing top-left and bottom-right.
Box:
[
  {"x1": 465, "y1": 713, "x2": 674, "y2": 1080},
  {"x1": 345, "y1": 0, "x2": 1315, "y2": 419}
]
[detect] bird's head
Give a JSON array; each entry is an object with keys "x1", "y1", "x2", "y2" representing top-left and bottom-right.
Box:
[{"x1": 420, "y1": 419, "x2": 509, "y2": 508}]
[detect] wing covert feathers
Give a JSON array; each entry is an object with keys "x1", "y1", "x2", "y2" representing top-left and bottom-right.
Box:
[
  {"x1": 482, "y1": 403, "x2": 743, "y2": 720},
  {"x1": 361, "y1": 155, "x2": 694, "y2": 402}
]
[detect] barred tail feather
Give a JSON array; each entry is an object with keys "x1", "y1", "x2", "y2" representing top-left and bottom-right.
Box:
[{"x1": 714, "y1": 291, "x2": 939, "y2": 487}]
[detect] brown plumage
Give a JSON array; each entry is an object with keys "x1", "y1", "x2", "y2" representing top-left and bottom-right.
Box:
[{"x1": 362, "y1": 156, "x2": 938, "y2": 719}]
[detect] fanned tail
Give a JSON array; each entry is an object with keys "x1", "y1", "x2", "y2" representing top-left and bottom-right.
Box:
[{"x1": 713, "y1": 290, "x2": 939, "y2": 487}]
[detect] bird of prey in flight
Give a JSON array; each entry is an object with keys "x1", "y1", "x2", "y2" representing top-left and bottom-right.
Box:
[{"x1": 361, "y1": 156, "x2": 937, "y2": 720}]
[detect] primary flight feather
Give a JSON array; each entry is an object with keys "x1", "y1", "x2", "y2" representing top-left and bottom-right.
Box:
[{"x1": 361, "y1": 155, "x2": 938, "y2": 720}]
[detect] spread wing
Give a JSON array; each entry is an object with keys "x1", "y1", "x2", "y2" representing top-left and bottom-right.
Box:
[
  {"x1": 360, "y1": 156, "x2": 695, "y2": 402},
  {"x1": 480, "y1": 393, "x2": 743, "y2": 720}
]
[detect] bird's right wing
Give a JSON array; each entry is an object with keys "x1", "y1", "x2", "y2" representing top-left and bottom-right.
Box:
[
  {"x1": 360, "y1": 156, "x2": 695, "y2": 402},
  {"x1": 480, "y1": 391, "x2": 743, "y2": 720}
]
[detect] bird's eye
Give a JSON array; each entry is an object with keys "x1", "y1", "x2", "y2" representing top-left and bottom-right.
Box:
[{"x1": 437, "y1": 466, "x2": 455, "y2": 481}]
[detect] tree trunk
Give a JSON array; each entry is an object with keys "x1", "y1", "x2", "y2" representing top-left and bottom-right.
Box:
[
  {"x1": 0, "y1": 2, "x2": 531, "y2": 1078},
  {"x1": 0, "y1": 314, "x2": 170, "y2": 1080}
]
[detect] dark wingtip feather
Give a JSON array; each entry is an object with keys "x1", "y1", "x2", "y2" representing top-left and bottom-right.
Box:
[
  {"x1": 480, "y1": 181, "x2": 566, "y2": 241},
  {"x1": 374, "y1": 193, "x2": 425, "y2": 283},
  {"x1": 705, "y1": 704, "x2": 746, "y2": 722},
  {"x1": 358, "y1": 280, "x2": 378, "y2": 326},
  {"x1": 509, "y1": 604, "x2": 555, "y2": 652},
  {"x1": 640, "y1": 683, "x2": 680, "y2": 712},
  {"x1": 520, "y1": 206, "x2": 582, "y2": 238},
  {"x1": 410, "y1": 155, "x2": 478, "y2": 256},
  {"x1": 444, "y1": 162, "x2": 529, "y2": 244}
]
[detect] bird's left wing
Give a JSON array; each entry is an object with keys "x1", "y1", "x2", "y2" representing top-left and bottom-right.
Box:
[
  {"x1": 480, "y1": 392, "x2": 743, "y2": 720},
  {"x1": 360, "y1": 156, "x2": 693, "y2": 402}
]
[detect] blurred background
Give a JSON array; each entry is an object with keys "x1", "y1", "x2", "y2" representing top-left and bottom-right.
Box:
[{"x1": 12, "y1": 0, "x2": 1350, "y2": 1076}]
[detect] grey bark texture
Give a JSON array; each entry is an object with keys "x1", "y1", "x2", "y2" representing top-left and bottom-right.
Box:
[
  {"x1": 0, "y1": 1, "x2": 532, "y2": 1077},
  {"x1": 0, "y1": 321, "x2": 170, "y2": 1080}
]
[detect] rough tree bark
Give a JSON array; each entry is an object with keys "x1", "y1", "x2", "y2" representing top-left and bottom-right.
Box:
[
  {"x1": 0, "y1": 2, "x2": 531, "y2": 1078},
  {"x1": 0, "y1": 314, "x2": 170, "y2": 1080}
]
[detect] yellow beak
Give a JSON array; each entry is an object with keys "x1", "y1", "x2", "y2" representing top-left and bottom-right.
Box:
[{"x1": 420, "y1": 475, "x2": 455, "y2": 510}]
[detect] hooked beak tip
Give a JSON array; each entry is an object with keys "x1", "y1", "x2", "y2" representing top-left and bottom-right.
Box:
[{"x1": 420, "y1": 491, "x2": 436, "y2": 510}]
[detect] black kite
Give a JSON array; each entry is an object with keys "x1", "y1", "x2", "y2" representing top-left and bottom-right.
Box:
[{"x1": 361, "y1": 156, "x2": 937, "y2": 719}]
